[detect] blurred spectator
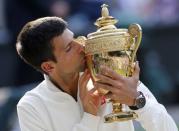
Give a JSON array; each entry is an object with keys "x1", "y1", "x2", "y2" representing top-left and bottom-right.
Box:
[
  {"x1": 0, "y1": 83, "x2": 37, "y2": 131},
  {"x1": 5, "y1": 0, "x2": 71, "y2": 42},
  {"x1": 143, "y1": 50, "x2": 175, "y2": 102},
  {"x1": 156, "y1": 0, "x2": 179, "y2": 26},
  {"x1": 0, "y1": 0, "x2": 10, "y2": 45},
  {"x1": 110, "y1": 0, "x2": 179, "y2": 27},
  {"x1": 67, "y1": 0, "x2": 105, "y2": 35}
]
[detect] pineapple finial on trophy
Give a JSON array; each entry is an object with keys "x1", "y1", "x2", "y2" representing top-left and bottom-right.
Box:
[
  {"x1": 95, "y1": 4, "x2": 118, "y2": 29},
  {"x1": 101, "y1": 4, "x2": 109, "y2": 17}
]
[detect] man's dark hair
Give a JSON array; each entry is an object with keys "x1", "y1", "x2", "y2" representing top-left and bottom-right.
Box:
[{"x1": 16, "y1": 17, "x2": 67, "y2": 72}]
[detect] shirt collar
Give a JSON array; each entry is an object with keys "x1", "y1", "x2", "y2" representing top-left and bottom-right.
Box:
[{"x1": 44, "y1": 74, "x2": 62, "y2": 92}]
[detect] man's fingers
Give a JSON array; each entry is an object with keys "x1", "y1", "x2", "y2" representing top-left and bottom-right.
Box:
[
  {"x1": 79, "y1": 69, "x2": 91, "y2": 93},
  {"x1": 79, "y1": 69, "x2": 88, "y2": 84},
  {"x1": 96, "y1": 74, "x2": 118, "y2": 87},
  {"x1": 91, "y1": 94, "x2": 102, "y2": 105},
  {"x1": 88, "y1": 100, "x2": 98, "y2": 111},
  {"x1": 132, "y1": 61, "x2": 140, "y2": 80},
  {"x1": 94, "y1": 82, "x2": 118, "y2": 94}
]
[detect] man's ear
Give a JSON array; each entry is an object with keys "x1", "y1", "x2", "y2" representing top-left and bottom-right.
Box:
[{"x1": 41, "y1": 61, "x2": 54, "y2": 74}]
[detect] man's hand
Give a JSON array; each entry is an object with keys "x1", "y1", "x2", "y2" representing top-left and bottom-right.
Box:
[
  {"x1": 79, "y1": 69, "x2": 101, "y2": 116},
  {"x1": 94, "y1": 62, "x2": 140, "y2": 106}
]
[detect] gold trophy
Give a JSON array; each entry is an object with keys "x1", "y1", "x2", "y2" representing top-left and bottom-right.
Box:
[{"x1": 76, "y1": 4, "x2": 142, "y2": 123}]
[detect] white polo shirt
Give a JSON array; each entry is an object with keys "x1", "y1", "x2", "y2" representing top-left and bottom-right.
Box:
[{"x1": 17, "y1": 75, "x2": 177, "y2": 131}]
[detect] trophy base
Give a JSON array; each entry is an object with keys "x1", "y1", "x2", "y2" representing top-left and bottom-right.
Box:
[{"x1": 104, "y1": 111, "x2": 138, "y2": 123}]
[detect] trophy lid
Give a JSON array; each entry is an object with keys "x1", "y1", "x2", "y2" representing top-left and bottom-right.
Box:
[
  {"x1": 95, "y1": 4, "x2": 118, "y2": 28},
  {"x1": 87, "y1": 4, "x2": 128, "y2": 39},
  {"x1": 85, "y1": 4, "x2": 142, "y2": 57}
]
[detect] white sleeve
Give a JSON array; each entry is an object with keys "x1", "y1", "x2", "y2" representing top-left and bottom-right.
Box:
[
  {"x1": 17, "y1": 104, "x2": 101, "y2": 131},
  {"x1": 73, "y1": 112, "x2": 100, "y2": 131},
  {"x1": 133, "y1": 82, "x2": 178, "y2": 131},
  {"x1": 17, "y1": 104, "x2": 46, "y2": 131}
]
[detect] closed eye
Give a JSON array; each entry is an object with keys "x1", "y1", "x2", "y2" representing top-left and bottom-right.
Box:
[{"x1": 65, "y1": 42, "x2": 72, "y2": 52}]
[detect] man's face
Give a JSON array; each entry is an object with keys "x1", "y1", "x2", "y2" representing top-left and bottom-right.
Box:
[{"x1": 51, "y1": 29, "x2": 86, "y2": 76}]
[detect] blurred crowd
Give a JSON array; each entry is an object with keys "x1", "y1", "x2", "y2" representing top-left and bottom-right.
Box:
[{"x1": 0, "y1": 0, "x2": 179, "y2": 130}]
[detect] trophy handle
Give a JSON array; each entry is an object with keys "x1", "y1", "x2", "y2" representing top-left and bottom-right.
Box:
[
  {"x1": 128, "y1": 24, "x2": 142, "y2": 71},
  {"x1": 75, "y1": 36, "x2": 97, "y2": 83},
  {"x1": 75, "y1": 36, "x2": 92, "y2": 75}
]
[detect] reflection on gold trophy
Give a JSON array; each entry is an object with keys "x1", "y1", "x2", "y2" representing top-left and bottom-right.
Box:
[{"x1": 76, "y1": 4, "x2": 142, "y2": 123}]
